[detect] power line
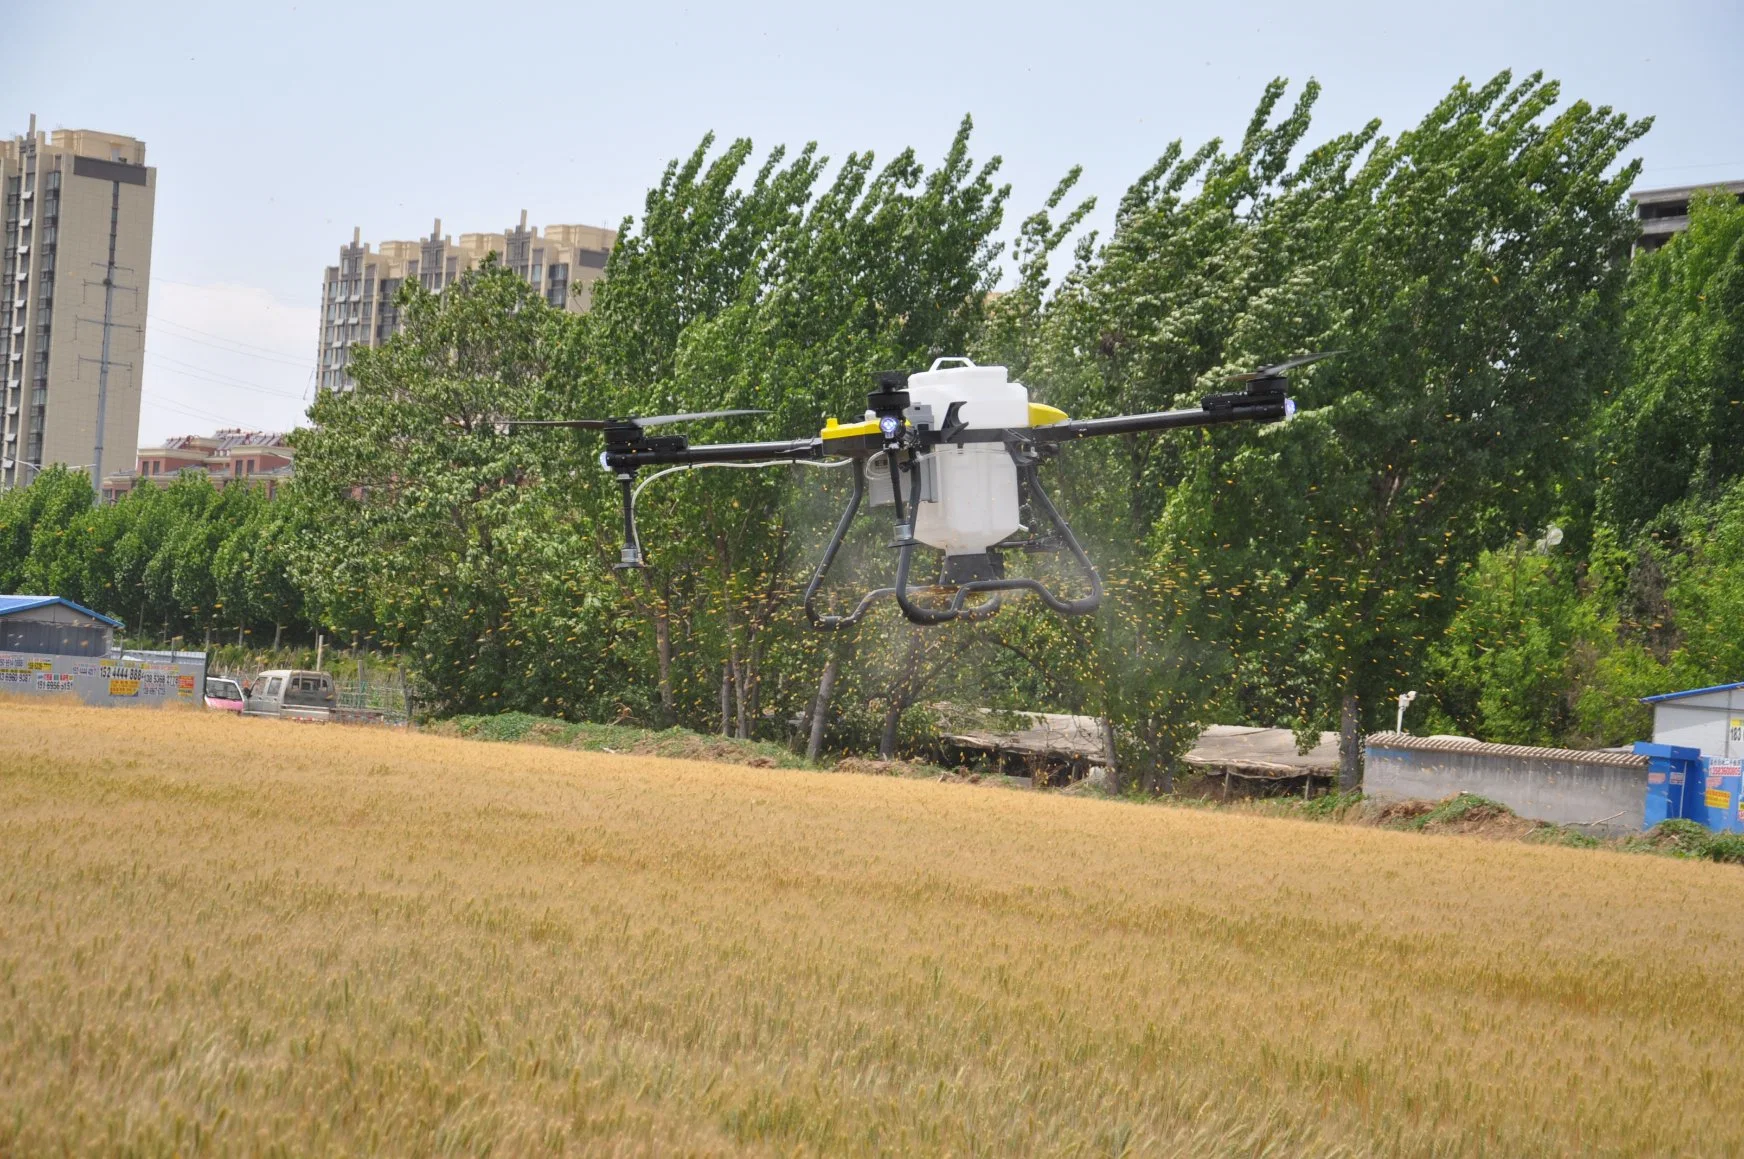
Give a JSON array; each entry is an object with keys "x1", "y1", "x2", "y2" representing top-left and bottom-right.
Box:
[
  {"x1": 150, "y1": 317, "x2": 313, "y2": 367},
  {"x1": 143, "y1": 394, "x2": 257, "y2": 428},
  {"x1": 1638, "y1": 160, "x2": 1744, "y2": 174},
  {"x1": 153, "y1": 313, "x2": 311, "y2": 359},
  {"x1": 152, "y1": 328, "x2": 312, "y2": 369},
  {"x1": 145, "y1": 359, "x2": 307, "y2": 403},
  {"x1": 144, "y1": 350, "x2": 309, "y2": 400}
]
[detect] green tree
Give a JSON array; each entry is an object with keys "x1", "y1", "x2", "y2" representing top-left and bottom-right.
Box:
[
  {"x1": 1145, "y1": 73, "x2": 1648, "y2": 784},
  {"x1": 292, "y1": 258, "x2": 631, "y2": 715},
  {"x1": 548, "y1": 118, "x2": 1011, "y2": 743},
  {"x1": 1425, "y1": 547, "x2": 1597, "y2": 745},
  {"x1": 213, "y1": 486, "x2": 310, "y2": 647},
  {"x1": 1599, "y1": 190, "x2": 1744, "y2": 537},
  {"x1": 3, "y1": 466, "x2": 96, "y2": 600}
]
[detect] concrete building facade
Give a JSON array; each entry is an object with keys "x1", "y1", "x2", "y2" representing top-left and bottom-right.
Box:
[
  {"x1": 1630, "y1": 179, "x2": 1744, "y2": 252},
  {"x1": 318, "y1": 213, "x2": 614, "y2": 392},
  {"x1": 1, "y1": 117, "x2": 155, "y2": 490}
]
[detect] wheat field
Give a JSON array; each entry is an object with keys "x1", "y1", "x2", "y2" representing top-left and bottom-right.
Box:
[{"x1": 1, "y1": 698, "x2": 1741, "y2": 1156}]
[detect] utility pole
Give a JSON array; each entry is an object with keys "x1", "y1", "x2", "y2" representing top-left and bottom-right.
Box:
[{"x1": 77, "y1": 179, "x2": 138, "y2": 501}]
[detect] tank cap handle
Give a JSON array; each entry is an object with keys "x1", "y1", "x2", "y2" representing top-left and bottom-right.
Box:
[{"x1": 928, "y1": 356, "x2": 978, "y2": 371}]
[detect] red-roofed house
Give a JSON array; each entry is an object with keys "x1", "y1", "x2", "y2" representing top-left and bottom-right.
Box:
[{"x1": 102, "y1": 429, "x2": 294, "y2": 501}]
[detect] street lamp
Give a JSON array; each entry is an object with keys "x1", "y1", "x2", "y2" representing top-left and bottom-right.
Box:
[
  {"x1": 1396, "y1": 690, "x2": 1418, "y2": 732},
  {"x1": 5, "y1": 460, "x2": 93, "y2": 488},
  {"x1": 1533, "y1": 524, "x2": 1564, "y2": 554}
]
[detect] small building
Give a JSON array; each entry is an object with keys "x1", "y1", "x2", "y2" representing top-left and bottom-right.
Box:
[
  {"x1": 0, "y1": 594, "x2": 204, "y2": 706},
  {"x1": 1182, "y1": 725, "x2": 1341, "y2": 796},
  {"x1": 102, "y1": 429, "x2": 294, "y2": 502},
  {"x1": 1641, "y1": 682, "x2": 1744, "y2": 760},
  {"x1": 0, "y1": 594, "x2": 119, "y2": 656},
  {"x1": 935, "y1": 705, "x2": 1112, "y2": 783}
]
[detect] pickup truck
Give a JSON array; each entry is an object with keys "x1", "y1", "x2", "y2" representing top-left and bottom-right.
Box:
[
  {"x1": 242, "y1": 668, "x2": 391, "y2": 724},
  {"x1": 243, "y1": 669, "x2": 339, "y2": 720}
]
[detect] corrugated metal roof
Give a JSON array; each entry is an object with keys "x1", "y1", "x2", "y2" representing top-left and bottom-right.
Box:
[
  {"x1": 1365, "y1": 731, "x2": 1646, "y2": 768},
  {"x1": 1182, "y1": 725, "x2": 1341, "y2": 776},
  {"x1": 0, "y1": 595, "x2": 124, "y2": 628},
  {"x1": 1639, "y1": 682, "x2": 1744, "y2": 704},
  {"x1": 936, "y1": 706, "x2": 1111, "y2": 762}
]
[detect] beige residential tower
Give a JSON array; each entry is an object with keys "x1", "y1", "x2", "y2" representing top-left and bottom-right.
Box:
[
  {"x1": 319, "y1": 212, "x2": 614, "y2": 392},
  {"x1": 1, "y1": 116, "x2": 155, "y2": 490}
]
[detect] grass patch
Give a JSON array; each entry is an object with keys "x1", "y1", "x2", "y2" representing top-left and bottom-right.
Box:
[
  {"x1": 1393, "y1": 792, "x2": 1515, "y2": 830},
  {"x1": 1627, "y1": 818, "x2": 1715, "y2": 857},
  {"x1": 1161, "y1": 786, "x2": 1744, "y2": 864},
  {"x1": 1298, "y1": 787, "x2": 1366, "y2": 820},
  {"x1": 1704, "y1": 833, "x2": 1744, "y2": 864},
  {"x1": 1524, "y1": 824, "x2": 1604, "y2": 849},
  {"x1": 1621, "y1": 819, "x2": 1744, "y2": 863},
  {"x1": 438, "y1": 711, "x2": 809, "y2": 769},
  {"x1": 437, "y1": 712, "x2": 954, "y2": 779}
]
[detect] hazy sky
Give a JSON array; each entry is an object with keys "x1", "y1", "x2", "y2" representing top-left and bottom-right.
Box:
[{"x1": 8, "y1": 0, "x2": 1742, "y2": 444}]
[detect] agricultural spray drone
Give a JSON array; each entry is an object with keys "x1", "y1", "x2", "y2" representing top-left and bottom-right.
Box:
[{"x1": 505, "y1": 355, "x2": 1329, "y2": 627}]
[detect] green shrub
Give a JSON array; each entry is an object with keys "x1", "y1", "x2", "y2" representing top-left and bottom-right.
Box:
[
  {"x1": 1527, "y1": 825, "x2": 1602, "y2": 849},
  {"x1": 1407, "y1": 794, "x2": 1515, "y2": 830},
  {"x1": 1701, "y1": 834, "x2": 1744, "y2": 865},
  {"x1": 1300, "y1": 790, "x2": 1364, "y2": 819},
  {"x1": 1635, "y1": 818, "x2": 1714, "y2": 856}
]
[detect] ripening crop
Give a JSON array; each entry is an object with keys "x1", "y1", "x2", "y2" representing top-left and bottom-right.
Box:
[{"x1": 1, "y1": 697, "x2": 1740, "y2": 1155}]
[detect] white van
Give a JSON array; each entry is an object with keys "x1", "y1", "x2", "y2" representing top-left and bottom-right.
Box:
[{"x1": 244, "y1": 669, "x2": 337, "y2": 720}]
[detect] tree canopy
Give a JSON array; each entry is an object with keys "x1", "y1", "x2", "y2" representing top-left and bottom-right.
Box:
[{"x1": 6, "y1": 71, "x2": 1711, "y2": 779}]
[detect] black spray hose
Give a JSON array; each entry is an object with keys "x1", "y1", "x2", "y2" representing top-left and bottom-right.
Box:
[{"x1": 802, "y1": 459, "x2": 893, "y2": 629}]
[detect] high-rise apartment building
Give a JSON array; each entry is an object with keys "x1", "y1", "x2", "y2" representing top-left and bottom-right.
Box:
[
  {"x1": 318, "y1": 212, "x2": 614, "y2": 392},
  {"x1": 1, "y1": 116, "x2": 155, "y2": 490}
]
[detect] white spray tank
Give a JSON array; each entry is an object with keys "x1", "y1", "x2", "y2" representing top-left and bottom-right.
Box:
[{"x1": 904, "y1": 358, "x2": 1028, "y2": 561}]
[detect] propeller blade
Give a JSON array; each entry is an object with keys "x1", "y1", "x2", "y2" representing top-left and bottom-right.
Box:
[
  {"x1": 496, "y1": 409, "x2": 766, "y2": 433},
  {"x1": 498, "y1": 418, "x2": 611, "y2": 430},
  {"x1": 633, "y1": 408, "x2": 768, "y2": 428},
  {"x1": 1229, "y1": 350, "x2": 1342, "y2": 382}
]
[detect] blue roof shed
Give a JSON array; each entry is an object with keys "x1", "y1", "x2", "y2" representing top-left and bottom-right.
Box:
[
  {"x1": 1642, "y1": 682, "x2": 1744, "y2": 759},
  {"x1": 0, "y1": 595, "x2": 122, "y2": 658},
  {"x1": 0, "y1": 595, "x2": 124, "y2": 628}
]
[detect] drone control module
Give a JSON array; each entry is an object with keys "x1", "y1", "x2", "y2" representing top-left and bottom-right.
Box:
[{"x1": 507, "y1": 354, "x2": 1328, "y2": 626}]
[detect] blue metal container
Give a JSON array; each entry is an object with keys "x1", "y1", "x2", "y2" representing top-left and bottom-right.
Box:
[
  {"x1": 1634, "y1": 742, "x2": 1702, "y2": 828},
  {"x1": 1695, "y1": 756, "x2": 1744, "y2": 834}
]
